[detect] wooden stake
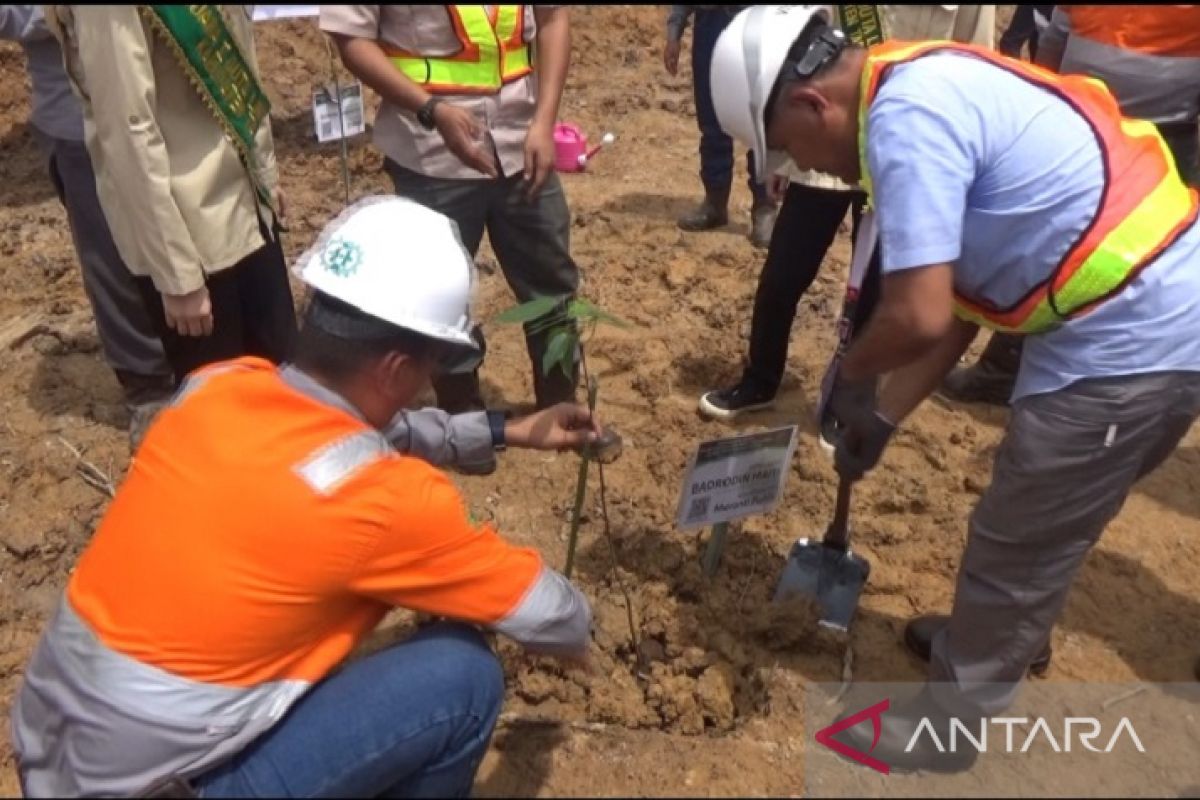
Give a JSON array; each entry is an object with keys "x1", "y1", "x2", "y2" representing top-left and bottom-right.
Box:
[
  {"x1": 702, "y1": 521, "x2": 729, "y2": 578},
  {"x1": 323, "y1": 35, "x2": 352, "y2": 205}
]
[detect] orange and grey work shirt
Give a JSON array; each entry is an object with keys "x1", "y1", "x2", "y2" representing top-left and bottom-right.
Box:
[
  {"x1": 1039, "y1": 5, "x2": 1200, "y2": 125},
  {"x1": 10, "y1": 358, "x2": 591, "y2": 798},
  {"x1": 319, "y1": 5, "x2": 558, "y2": 180}
]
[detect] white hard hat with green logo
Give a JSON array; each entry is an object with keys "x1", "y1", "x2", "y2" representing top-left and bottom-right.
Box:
[{"x1": 294, "y1": 196, "x2": 478, "y2": 353}]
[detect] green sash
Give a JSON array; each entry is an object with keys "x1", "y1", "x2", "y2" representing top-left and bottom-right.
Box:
[
  {"x1": 837, "y1": 5, "x2": 888, "y2": 47},
  {"x1": 139, "y1": 5, "x2": 274, "y2": 209}
]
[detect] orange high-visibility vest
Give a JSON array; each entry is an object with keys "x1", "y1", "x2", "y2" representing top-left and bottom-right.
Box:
[
  {"x1": 857, "y1": 41, "x2": 1200, "y2": 334},
  {"x1": 386, "y1": 5, "x2": 533, "y2": 95},
  {"x1": 1061, "y1": 5, "x2": 1200, "y2": 58}
]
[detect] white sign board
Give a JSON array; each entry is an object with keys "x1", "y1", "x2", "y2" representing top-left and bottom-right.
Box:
[
  {"x1": 312, "y1": 82, "x2": 366, "y2": 143},
  {"x1": 251, "y1": 5, "x2": 319, "y2": 21},
  {"x1": 675, "y1": 425, "x2": 799, "y2": 530}
]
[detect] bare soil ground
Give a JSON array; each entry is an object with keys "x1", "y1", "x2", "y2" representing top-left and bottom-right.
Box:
[{"x1": 1, "y1": 6, "x2": 1198, "y2": 796}]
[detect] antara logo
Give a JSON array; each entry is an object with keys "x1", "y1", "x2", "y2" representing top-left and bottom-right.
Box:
[
  {"x1": 814, "y1": 699, "x2": 1146, "y2": 775},
  {"x1": 815, "y1": 699, "x2": 892, "y2": 775}
]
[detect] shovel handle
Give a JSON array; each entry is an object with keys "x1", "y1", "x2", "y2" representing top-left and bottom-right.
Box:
[{"x1": 823, "y1": 477, "x2": 853, "y2": 551}]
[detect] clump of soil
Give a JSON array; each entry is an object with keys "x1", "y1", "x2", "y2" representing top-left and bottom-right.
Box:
[
  {"x1": 497, "y1": 537, "x2": 848, "y2": 734},
  {"x1": 748, "y1": 594, "x2": 823, "y2": 651}
]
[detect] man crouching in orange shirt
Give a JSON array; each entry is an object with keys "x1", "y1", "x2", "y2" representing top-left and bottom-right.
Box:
[{"x1": 12, "y1": 196, "x2": 599, "y2": 799}]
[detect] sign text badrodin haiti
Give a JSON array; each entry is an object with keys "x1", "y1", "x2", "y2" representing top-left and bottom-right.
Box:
[{"x1": 675, "y1": 426, "x2": 798, "y2": 529}]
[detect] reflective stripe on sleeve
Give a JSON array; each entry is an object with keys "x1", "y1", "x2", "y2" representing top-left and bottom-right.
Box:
[
  {"x1": 294, "y1": 430, "x2": 393, "y2": 495},
  {"x1": 492, "y1": 566, "x2": 592, "y2": 657}
]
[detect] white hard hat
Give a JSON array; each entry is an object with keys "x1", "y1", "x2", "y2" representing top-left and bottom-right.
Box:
[
  {"x1": 710, "y1": 5, "x2": 833, "y2": 183},
  {"x1": 294, "y1": 196, "x2": 477, "y2": 352}
]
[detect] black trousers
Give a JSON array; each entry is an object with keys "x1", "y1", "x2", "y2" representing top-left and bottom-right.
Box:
[
  {"x1": 742, "y1": 182, "x2": 882, "y2": 394},
  {"x1": 998, "y1": 4, "x2": 1053, "y2": 60},
  {"x1": 135, "y1": 225, "x2": 297, "y2": 384}
]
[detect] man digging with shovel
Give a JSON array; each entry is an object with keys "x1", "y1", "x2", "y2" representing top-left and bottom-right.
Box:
[{"x1": 710, "y1": 5, "x2": 1200, "y2": 773}]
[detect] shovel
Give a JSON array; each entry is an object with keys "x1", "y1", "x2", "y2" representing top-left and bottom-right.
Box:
[{"x1": 773, "y1": 476, "x2": 871, "y2": 632}]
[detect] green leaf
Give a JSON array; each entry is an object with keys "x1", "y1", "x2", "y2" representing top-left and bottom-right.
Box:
[
  {"x1": 542, "y1": 325, "x2": 576, "y2": 378},
  {"x1": 495, "y1": 296, "x2": 560, "y2": 325},
  {"x1": 525, "y1": 310, "x2": 573, "y2": 336},
  {"x1": 567, "y1": 298, "x2": 631, "y2": 329}
]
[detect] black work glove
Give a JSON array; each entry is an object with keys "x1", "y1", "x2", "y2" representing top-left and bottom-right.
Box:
[
  {"x1": 828, "y1": 373, "x2": 895, "y2": 481},
  {"x1": 834, "y1": 412, "x2": 896, "y2": 481}
]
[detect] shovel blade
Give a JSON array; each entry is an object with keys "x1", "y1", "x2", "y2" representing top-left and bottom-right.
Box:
[{"x1": 773, "y1": 537, "x2": 872, "y2": 632}]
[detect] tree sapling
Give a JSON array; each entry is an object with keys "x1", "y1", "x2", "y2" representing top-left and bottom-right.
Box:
[{"x1": 495, "y1": 295, "x2": 640, "y2": 655}]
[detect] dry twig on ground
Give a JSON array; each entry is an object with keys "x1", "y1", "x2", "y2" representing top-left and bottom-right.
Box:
[
  {"x1": 56, "y1": 436, "x2": 115, "y2": 498},
  {"x1": 498, "y1": 712, "x2": 609, "y2": 733}
]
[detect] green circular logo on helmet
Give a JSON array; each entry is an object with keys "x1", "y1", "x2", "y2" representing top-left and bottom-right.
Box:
[{"x1": 321, "y1": 237, "x2": 363, "y2": 277}]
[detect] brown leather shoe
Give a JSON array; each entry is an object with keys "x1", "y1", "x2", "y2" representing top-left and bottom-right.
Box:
[
  {"x1": 938, "y1": 361, "x2": 1016, "y2": 406},
  {"x1": 678, "y1": 187, "x2": 730, "y2": 231},
  {"x1": 904, "y1": 614, "x2": 1053, "y2": 677},
  {"x1": 128, "y1": 399, "x2": 169, "y2": 452},
  {"x1": 937, "y1": 332, "x2": 1024, "y2": 406},
  {"x1": 749, "y1": 201, "x2": 777, "y2": 249}
]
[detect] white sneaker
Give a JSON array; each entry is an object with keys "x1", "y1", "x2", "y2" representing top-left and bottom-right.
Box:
[{"x1": 818, "y1": 411, "x2": 839, "y2": 460}]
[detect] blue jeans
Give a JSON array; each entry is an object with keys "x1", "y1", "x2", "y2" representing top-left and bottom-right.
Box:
[
  {"x1": 195, "y1": 623, "x2": 505, "y2": 798},
  {"x1": 692, "y1": 8, "x2": 767, "y2": 203}
]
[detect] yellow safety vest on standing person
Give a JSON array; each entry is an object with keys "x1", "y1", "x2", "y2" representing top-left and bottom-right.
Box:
[
  {"x1": 857, "y1": 41, "x2": 1200, "y2": 334},
  {"x1": 385, "y1": 5, "x2": 533, "y2": 95}
]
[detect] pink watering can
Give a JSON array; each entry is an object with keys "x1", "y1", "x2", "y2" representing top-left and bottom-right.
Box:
[{"x1": 554, "y1": 122, "x2": 615, "y2": 173}]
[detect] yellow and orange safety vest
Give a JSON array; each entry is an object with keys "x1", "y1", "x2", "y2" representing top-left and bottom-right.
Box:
[
  {"x1": 857, "y1": 41, "x2": 1200, "y2": 334},
  {"x1": 385, "y1": 5, "x2": 533, "y2": 95}
]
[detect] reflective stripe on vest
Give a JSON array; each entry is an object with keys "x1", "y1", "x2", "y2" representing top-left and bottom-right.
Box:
[
  {"x1": 386, "y1": 5, "x2": 532, "y2": 95},
  {"x1": 857, "y1": 41, "x2": 1200, "y2": 334}
]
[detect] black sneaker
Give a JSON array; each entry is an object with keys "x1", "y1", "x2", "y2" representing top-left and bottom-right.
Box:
[{"x1": 698, "y1": 380, "x2": 775, "y2": 420}]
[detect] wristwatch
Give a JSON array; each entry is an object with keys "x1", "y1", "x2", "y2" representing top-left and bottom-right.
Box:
[
  {"x1": 417, "y1": 97, "x2": 443, "y2": 131},
  {"x1": 487, "y1": 410, "x2": 507, "y2": 453}
]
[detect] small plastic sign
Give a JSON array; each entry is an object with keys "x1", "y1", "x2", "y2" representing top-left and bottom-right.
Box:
[
  {"x1": 675, "y1": 425, "x2": 799, "y2": 530},
  {"x1": 312, "y1": 82, "x2": 366, "y2": 143},
  {"x1": 251, "y1": 5, "x2": 319, "y2": 22}
]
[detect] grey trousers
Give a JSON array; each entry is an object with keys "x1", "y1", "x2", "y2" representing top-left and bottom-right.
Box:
[
  {"x1": 930, "y1": 370, "x2": 1200, "y2": 715},
  {"x1": 384, "y1": 159, "x2": 581, "y2": 407},
  {"x1": 35, "y1": 131, "x2": 173, "y2": 402}
]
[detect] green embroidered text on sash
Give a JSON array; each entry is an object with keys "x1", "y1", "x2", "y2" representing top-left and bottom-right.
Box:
[
  {"x1": 140, "y1": 5, "x2": 274, "y2": 209},
  {"x1": 838, "y1": 5, "x2": 888, "y2": 47}
]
